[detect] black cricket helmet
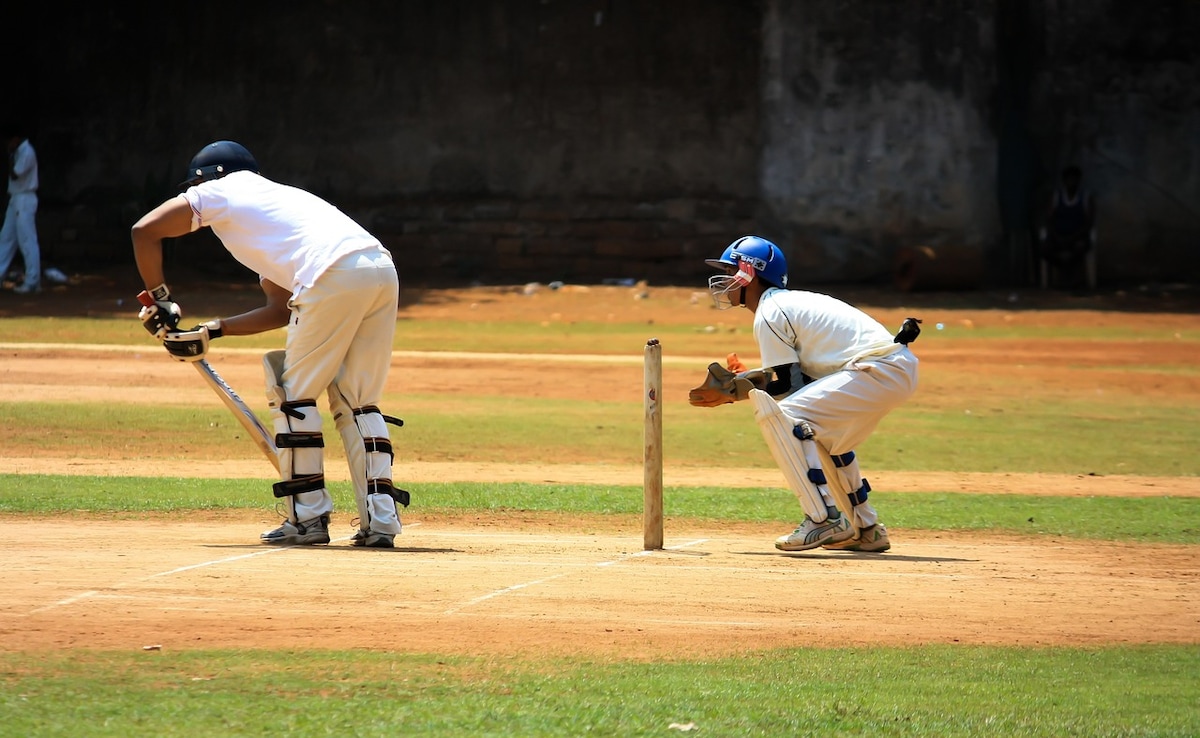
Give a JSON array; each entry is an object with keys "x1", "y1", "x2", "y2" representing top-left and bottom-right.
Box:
[{"x1": 179, "y1": 140, "x2": 259, "y2": 188}]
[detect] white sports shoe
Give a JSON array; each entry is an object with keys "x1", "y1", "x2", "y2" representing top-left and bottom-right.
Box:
[
  {"x1": 350, "y1": 529, "x2": 395, "y2": 548},
  {"x1": 823, "y1": 523, "x2": 892, "y2": 552},
  {"x1": 775, "y1": 512, "x2": 854, "y2": 551},
  {"x1": 260, "y1": 514, "x2": 330, "y2": 545}
]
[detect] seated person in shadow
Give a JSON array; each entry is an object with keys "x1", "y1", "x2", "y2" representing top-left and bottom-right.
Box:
[{"x1": 1038, "y1": 165, "x2": 1096, "y2": 288}]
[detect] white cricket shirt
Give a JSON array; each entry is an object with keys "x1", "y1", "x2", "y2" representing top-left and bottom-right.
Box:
[
  {"x1": 754, "y1": 287, "x2": 901, "y2": 380},
  {"x1": 182, "y1": 171, "x2": 386, "y2": 293}
]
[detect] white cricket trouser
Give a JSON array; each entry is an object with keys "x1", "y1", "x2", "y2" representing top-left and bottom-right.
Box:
[
  {"x1": 776, "y1": 347, "x2": 918, "y2": 455},
  {"x1": 776, "y1": 347, "x2": 918, "y2": 528},
  {"x1": 0, "y1": 192, "x2": 40, "y2": 289},
  {"x1": 278, "y1": 249, "x2": 398, "y2": 524},
  {"x1": 282, "y1": 249, "x2": 398, "y2": 403}
]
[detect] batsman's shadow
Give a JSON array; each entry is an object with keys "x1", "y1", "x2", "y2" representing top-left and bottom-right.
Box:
[
  {"x1": 737, "y1": 551, "x2": 975, "y2": 563},
  {"x1": 651, "y1": 548, "x2": 711, "y2": 557},
  {"x1": 203, "y1": 544, "x2": 461, "y2": 554}
]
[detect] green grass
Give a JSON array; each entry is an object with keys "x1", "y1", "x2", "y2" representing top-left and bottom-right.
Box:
[
  {"x1": 2, "y1": 307, "x2": 1198, "y2": 736},
  {"x1": 0, "y1": 646, "x2": 1196, "y2": 737},
  {"x1": 918, "y1": 322, "x2": 1200, "y2": 341},
  {"x1": 0, "y1": 314, "x2": 755, "y2": 355},
  {"x1": 2, "y1": 313, "x2": 1198, "y2": 351},
  {"x1": 3, "y1": 389, "x2": 1198, "y2": 475},
  {"x1": 3, "y1": 476, "x2": 1196, "y2": 544},
  {"x1": 396, "y1": 317, "x2": 759, "y2": 355},
  {"x1": 871, "y1": 399, "x2": 1200, "y2": 475}
]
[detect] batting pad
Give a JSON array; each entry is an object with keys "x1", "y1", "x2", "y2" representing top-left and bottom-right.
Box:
[
  {"x1": 749, "y1": 389, "x2": 828, "y2": 522},
  {"x1": 263, "y1": 349, "x2": 332, "y2": 523},
  {"x1": 330, "y1": 384, "x2": 401, "y2": 536},
  {"x1": 814, "y1": 443, "x2": 858, "y2": 531}
]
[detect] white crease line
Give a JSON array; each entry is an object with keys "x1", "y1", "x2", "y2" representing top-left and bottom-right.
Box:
[
  {"x1": 443, "y1": 538, "x2": 711, "y2": 614},
  {"x1": 146, "y1": 547, "x2": 290, "y2": 578},
  {"x1": 414, "y1": 532, "x2": 618, "y2": 543},
  {"x1": 28, "y1": 590, "x2": 100, "y2": 614},
  {"x1": 596, "y1": 538, "x2": 708, "y2": 567},
  {"x1": 443, "y1": 574, "x2": 567, "y2": 615},
  {"x1": 625, "y1": 565, "x2": 967, "y2": 579},
  {"x1": 20, "y1": 523, "x2": 424, "y2": 616}
]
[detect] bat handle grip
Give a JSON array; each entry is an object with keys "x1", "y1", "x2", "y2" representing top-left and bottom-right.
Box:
[{"x1": 136, "y1": 290, "x2": 155, "y2": 307}]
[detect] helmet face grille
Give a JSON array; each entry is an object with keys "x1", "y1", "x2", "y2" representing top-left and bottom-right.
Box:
[
  {"x1": 707, "y1": 273, "x2": 743, "y2": 309},
  {"x1": 707, "y1": 235, "x2": 788, "y2": 289}
]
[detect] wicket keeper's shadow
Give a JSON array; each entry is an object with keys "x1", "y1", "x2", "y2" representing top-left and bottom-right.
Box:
[{"x1": 738, "y1": 551, "x2": 975, "y2": 563}]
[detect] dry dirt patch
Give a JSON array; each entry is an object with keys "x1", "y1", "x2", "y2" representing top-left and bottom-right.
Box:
[
  {"x1": 2, "y1": 511, "x2": 1197, "y2": 657},
  {"x1": 1, "y1": 281, "x2": 1196, "y2": 656}
]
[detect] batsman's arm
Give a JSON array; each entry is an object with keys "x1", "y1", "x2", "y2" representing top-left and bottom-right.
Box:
[
  {"x1": 212, "y1": 279, "x2": 292, "y2": 336},
  {"x1": 131, "y1": 195, "x2": 194, "y2": 292}
]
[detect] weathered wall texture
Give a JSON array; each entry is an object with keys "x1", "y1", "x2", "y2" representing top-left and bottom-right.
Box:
[
  {"x1": 760, "y1": 0, "x2": 1199, "y2": 287},
  {"x1": 4, "y1": 1, "x2": 1197, "y2": 287},
  {"x1": 1025, "y1": 1, "x2": 1199, "y2": 285},
  {"x1": 18, "y1": 2, "x2": 763, "y2": 285},
  {"x1": 759, "y1": 0, "x2": 998, "y2": 284}
]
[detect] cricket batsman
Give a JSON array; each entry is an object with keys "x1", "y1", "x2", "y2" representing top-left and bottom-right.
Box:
[{"x1": 131, "y1": 140, "x2": 407, "y2": 548}]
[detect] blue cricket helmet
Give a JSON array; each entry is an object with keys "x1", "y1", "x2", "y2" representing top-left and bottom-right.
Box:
[{"x1": 705, "y1": 235, "x2": 789, "y2": 289}]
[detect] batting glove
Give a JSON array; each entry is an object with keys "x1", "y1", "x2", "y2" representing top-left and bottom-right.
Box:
[
  {"x1": 138, "y1": 284, "x2": 182, "y2": 340},
  {"x1": 162, "y1": 321, "x2": 221, "y2": 362}
]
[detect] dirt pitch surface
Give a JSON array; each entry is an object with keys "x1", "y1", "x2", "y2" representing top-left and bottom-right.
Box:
[{"x1": 1, "y1": 275, "x2": 1197, "y2": 657}]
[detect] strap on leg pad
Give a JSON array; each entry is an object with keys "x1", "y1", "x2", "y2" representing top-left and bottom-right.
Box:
[
  {"x1": 368, "y1": 478, "x2": 411, "y2": 508},
  {"x1": 273, "y1": 397, "x2": 325, "y2": 485},
  {"x1": 847, "y1": 478, "x2": 871, "y2": 507},
  {"x1": 795, "y1": 418, "x2": 856, "y2": 523},
  {"x1": 276, "y1": 432, "x2": 325, "y2": 448},
  {"x1": 356, "y1": 406, "x2": 402, "y2": 462},
  {"x1": 355, "y1": 405, "x2": 404, "y2": 429},
  {"x1": 280, "y1": 399, "x2": 318, "y2": 420},
  {"x1": 792, "y1": 420, "x2": 816, "y2": 441},
  {"x1": 365, "y1": 437, "x2": 394, "y2": 458},
  {"x1": 273, "y1": 473, "x2": 325, "y2": 498},
  {"x1": 749, "y1": 389, "x2": 829, "y2": 522},
  {"x1": 827, "y1": 449, "x2": 866, "y2": 507},
  {"x1": 276, "y1": 399, "x2": 325, "y2": 449},
  {"x1": 352, "y1": 406, "x2": 396, "y2": 478}
]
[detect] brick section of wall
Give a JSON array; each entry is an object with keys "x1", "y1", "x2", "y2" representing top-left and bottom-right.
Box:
[
  {"x1": 30, "y1": 196, "x2": 762, "y2": 287},
  {"x1": 364, "y1": 197, "x2": 761, "y2": 286}
]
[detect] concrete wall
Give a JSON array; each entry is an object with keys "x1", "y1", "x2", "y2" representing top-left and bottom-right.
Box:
[
  {"x1": 1025, "y1": 1, "x2": 1200, "y2": 285},
  {"x1": 16, "y1": 2, "x2": 764, "y2": 285},
  {"x1": 759, "y1": 0, "x2": 1199, "y2": 287},
  {"x1": 5, "y1": 1, "x2": 1197, "y2": 288},
  {"x1": 760, "y1": 0, "x2": 998, "y2": 285}
]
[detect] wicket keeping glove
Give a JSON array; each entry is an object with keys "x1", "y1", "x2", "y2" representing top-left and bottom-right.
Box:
[{"x1": 688, "y1": 362, "x2": 771, "y2": 407}]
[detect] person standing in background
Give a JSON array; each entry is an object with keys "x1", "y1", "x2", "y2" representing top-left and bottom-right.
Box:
[{"x1": 0, "y1": 125, "x2": 41, "y2": 294}]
